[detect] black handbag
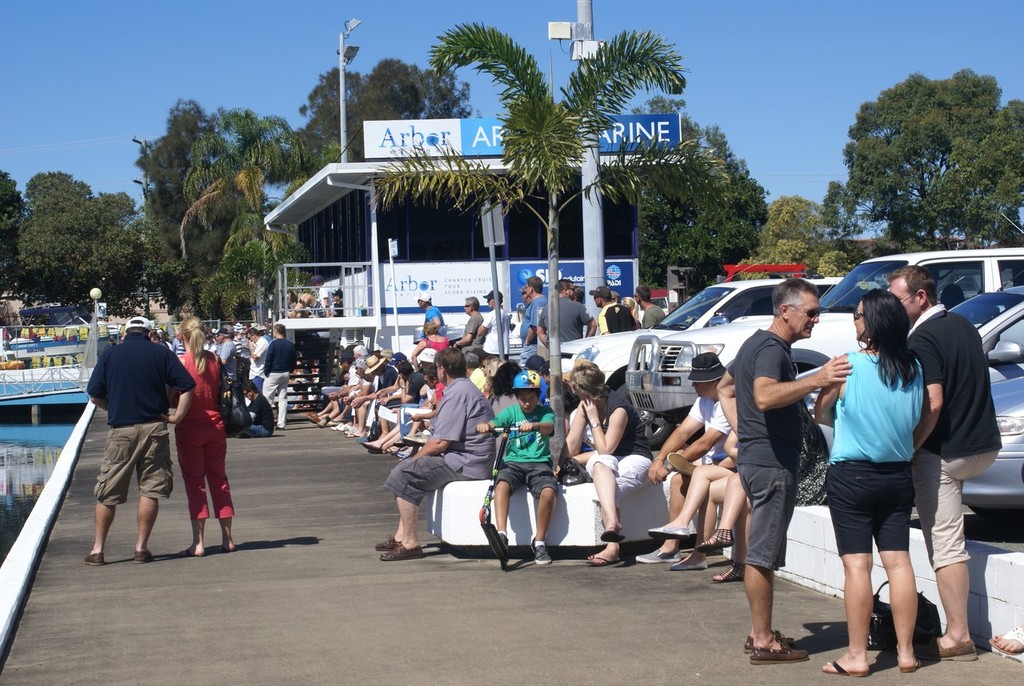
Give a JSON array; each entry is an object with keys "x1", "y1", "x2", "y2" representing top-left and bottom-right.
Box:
[
  {"x1": 366, "y1": 400, "x2": 383, "y2": 441},
  {"x1": 558, "y1": 457, "x2": 592, "y2": 486},
  {"x1": 219, "y1": 362, "x2": 252, "y2": 437},
  {"x1": 796, "y1": 404, "x2": 830, "y2": 506},
  {"x1": 867, "y1": 581, "x2": 943, "y2": 651}
]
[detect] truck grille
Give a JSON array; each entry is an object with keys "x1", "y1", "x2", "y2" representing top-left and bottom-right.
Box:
[
  {"x1": 632, "y1": 391, "x2": 655, "y2": 411},
  {"x1": 658, "y1": 345, "x2": 686, "y2": 372}
]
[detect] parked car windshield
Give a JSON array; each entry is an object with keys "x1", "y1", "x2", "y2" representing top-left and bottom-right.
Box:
[
  {"x1": 950, "y1": 291, "x2": 1024, "y2": 328},
  {"x1": 654, "y1": 286, "x2": 734, "y2": 331},
  {"x1": 819, "y1": 260, "x2": 908, "y2": 312}
]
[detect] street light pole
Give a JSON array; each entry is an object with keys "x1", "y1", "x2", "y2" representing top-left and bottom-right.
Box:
[{"x1": 339, "y1": 19, "x2": 362, "y2": 163}]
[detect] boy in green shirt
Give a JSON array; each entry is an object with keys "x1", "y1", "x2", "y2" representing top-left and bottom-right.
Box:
[{"x1": 476, "y1": 370, "x2": 556, "y2": 565}]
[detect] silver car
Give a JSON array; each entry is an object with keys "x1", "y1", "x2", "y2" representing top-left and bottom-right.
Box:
[{"x1": 962, "y1": 377, "x2": 1024, "y2": 519}]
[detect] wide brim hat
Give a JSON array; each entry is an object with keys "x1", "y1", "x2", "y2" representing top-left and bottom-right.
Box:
[
  {"x1": 365, "y1": 354, "x2": 388, "y2": 374},
  {"x1": 688, "y1": 352, "x2": 725, "y2": 383}
]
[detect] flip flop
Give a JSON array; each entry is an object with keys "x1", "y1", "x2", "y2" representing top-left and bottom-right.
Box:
[
  {"x1": 600, "y1": 527, "x2": 625, "y2": 543},
  {"x1": 989, "y1": 626, "x2": 1024, "y2": 656},
  {"x1": 822, "y1": 661, "x2": 868, "y2": 677},
  {"x1": 587, "y1": 554, "x2": 620, "y2": 567},
  {"x1": 178, "y1": 549, "x2": 205, "y2": 558}
]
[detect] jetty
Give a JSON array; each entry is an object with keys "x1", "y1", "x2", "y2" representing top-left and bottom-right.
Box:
[{"x1": 1, "y1": 412, "x2": 1021, "y2": 684}]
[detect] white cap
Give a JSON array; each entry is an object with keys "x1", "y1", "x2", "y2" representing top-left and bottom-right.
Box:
[
  {"x1": 416, "y1": 289, "x2": 433, "y2": 303},
  {"x1": 125, "y1": 316, "x2": 153, "y2": 331}
]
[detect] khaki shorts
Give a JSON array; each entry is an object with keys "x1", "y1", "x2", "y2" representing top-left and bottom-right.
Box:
[
  {"x1": 912, "y1": 448, "x2": 997, "y2": 569},
  {"x1": 94, "y1": 422, "x2": 174, "y2": 505}
]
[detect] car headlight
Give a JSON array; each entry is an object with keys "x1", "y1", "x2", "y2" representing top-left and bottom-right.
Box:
[
  {"x1": 996, "y1": 415, "x2": 1024, "y2": 436},
  {"x1": 576, "y1": 346, "x2": 598, "y2": 362},
  {"x1": 671, "y1": 343, "x2": 725, "y2": 371}
]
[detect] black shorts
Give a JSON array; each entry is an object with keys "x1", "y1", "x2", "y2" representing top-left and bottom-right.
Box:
[
  {"x1": 826, "y1": 460, "x2": 914, "y2": 556},
  {"x1": 497, "y1": 461, "x2": 557, "y2": 498}
]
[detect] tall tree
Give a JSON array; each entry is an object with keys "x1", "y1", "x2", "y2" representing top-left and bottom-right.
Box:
[
  {"x1": 17, "y1": 172, "x2": 145, "y2": 314},
  {"x1": 181, "y1": 109, "x2": 308, "y2": 318},
  {"x1": 375, "y1": 25, "x2": 723, "y2": 457},
  {"x1": 825, "y1": 69, "x2": 1024, "y2": 250},
  {"x1": 0, "y1": 170, "x2": 25, "y2": 298},
  {"x1": 633, "y1": 100, "x2": 766, "y2": 288},
  {"x1": 744, "y1": 196, "x2": 854, "y2": 277},
  {"x1": 136, "y1": 99, "x2": 223, "y2": 315},
  {"x1": 298, "y1": 58, "x2": 473, "y2": 163}
]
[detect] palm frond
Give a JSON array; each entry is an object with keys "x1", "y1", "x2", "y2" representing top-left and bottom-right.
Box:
[
  {"x1": 563, "y1": 31, "x2": 687, "y2": 134},
  {"x1": 431, "y1": 23, "x2": 548, "y2": 109},
  {"x1": 375, "y1": 147, "x2": 511, "y2": 212},
  {"x1": 597, "y1": 139, "x2": 727, "y2": 207}
]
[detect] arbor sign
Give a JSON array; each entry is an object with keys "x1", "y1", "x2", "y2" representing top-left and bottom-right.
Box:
[{"x1": 363, "y1": 115, "x2": 681, "y2": 160}]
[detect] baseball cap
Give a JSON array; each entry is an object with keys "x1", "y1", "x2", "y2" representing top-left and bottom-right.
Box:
[
  {"x1": 589, "y1": 286, "x2": 612, "y2": 300},
  {"x1": 216, "y1": 326, "x2": 231, "y2": 336},
  {"x1": 416, "y1": 290, "x2": 433, "y2": 303},
  {"x1": 125, "y1": 316, "x2": 153, "y2": 331},
  {"x1": 483, "y1": 290, "x2": 504, "y2": 304}
]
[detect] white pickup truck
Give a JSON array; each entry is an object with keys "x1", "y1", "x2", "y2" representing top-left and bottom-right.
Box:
[
  {"x1": 626, "y1": 248, "x2": 1024, "y2": 433},
  {"x1": 561, "y1": 277, "x2": 838, "y2": 388}
]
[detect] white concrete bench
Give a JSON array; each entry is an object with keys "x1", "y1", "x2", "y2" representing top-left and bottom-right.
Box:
[{"x1": 424, "y1": 479, "x2": 670, "y2": 547}]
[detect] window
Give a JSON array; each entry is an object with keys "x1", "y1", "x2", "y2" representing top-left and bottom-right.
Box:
[{"x1": 926, "y1": 261, "x2": 984, "y2": 309}]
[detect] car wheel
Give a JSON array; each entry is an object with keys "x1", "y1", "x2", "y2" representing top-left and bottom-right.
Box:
[{"x1": 639, "y1": 409, "x2": 675, "y2": 450}]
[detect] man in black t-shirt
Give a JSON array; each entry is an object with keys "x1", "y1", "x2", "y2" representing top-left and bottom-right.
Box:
[
  {"x1": 889, "y1": 266, "x2": 1001, "y2": 662},
  {"x1": 718, "y1": 279, "x2": 850, "y2": 665}
]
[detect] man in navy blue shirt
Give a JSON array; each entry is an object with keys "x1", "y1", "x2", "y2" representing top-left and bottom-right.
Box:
[
  {"x1": 84, "y1": 316, "x2": 196, "y2": 566},
  {"x1": 262, "y1": 323, "x2": 297, "y2": 430}
]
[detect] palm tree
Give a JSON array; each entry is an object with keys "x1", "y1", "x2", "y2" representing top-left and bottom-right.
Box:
[
  {"x1": 181, "y1": 109, "x2": 307, "y2": 260},
  {"x1": 375, "y1": 24, "x2": 724, "y2": 458}
]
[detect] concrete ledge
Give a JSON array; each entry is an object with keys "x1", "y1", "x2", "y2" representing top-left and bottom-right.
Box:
[
  {"x1": 0, "y1": 402, "x2": 94, "y2": 656},
  {"x1": 424, "y1": 479, "x2": 669, "y2": 547},
  {"x1": 782, "y1": 505, "x2": 1024, "y2": 659}
]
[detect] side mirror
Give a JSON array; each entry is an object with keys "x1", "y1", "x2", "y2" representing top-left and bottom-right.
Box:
[
  {"x1": 988, "y1": 340, "x2": 1024, "y2": 364},
  {"x1": 708, "y1": 315, "x2": 731, "y2": 327}
]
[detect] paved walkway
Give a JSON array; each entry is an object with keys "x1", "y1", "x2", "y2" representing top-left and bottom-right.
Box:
[{"x1": 2, "y1": 413, "x2": 1020, "y2": 684}]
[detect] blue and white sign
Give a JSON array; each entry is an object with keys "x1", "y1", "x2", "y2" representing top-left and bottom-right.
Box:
[
  {"x1": 509, "y1": 259, "x2": 638, "y2": 310},
  {"x1": 364, "y1": 115, "x2": 681, "y2": 160}
]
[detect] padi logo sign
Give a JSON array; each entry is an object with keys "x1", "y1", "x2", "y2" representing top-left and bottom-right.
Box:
[
  {"x1": 605, "y1": 264, "x2": 623, "y2": 287},
  {"x1": 364, "y1": 119, "x2": 462, "y2": 158}
]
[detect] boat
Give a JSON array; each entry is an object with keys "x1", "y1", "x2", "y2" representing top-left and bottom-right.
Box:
[{"x1": 1, "y1": 306, "x2": 93, "y2": 367}]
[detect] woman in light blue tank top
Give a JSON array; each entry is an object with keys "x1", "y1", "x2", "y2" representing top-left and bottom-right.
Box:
[{"x1": 814, "y1": 289, "x2": 927, "y2": 676}]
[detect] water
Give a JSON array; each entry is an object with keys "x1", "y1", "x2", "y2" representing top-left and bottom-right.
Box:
[{"x1": 0, "y1": 412, "x2": 79, "y2": 563}]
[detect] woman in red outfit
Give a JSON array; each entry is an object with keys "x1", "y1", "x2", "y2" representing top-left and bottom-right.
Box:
[{"x1": 174, "y1": 317, "x2": 236, "y2": 557}]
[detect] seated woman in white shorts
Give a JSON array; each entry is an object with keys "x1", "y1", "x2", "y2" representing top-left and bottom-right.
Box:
[{"x1": 565, "y1": 361, "x2": 653, "y2": 567}]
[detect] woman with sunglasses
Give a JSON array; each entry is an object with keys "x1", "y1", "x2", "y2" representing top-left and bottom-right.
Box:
[{"x1": 814, "y1": 289, "x2": 926, "y2": 676}]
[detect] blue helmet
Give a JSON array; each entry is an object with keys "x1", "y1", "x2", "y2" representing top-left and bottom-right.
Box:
[{"x1": 513, "y1": 370, "x2": 541, "y2": 390}]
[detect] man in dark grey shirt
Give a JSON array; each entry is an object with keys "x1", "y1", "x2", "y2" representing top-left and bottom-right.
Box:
[
  {"x1": 538, "y1": 278, "x2": 596, "y2": 346},
  {"x1": 719, "y1": 279, "x2": 850, "y2": 665}
]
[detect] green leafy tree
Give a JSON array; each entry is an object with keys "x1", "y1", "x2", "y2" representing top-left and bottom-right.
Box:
[
  {"x1": 17, "y1": 172, "x2": 145, "y2": 314},
  {"x1": 0, "y1": 171, "x2": 25, "y2": 298},
  {"x1": 181, "y1": 109, "x2": 309, "y2": 317},
  {"x1": 375, "y1": 24, "x2": 723, "y2": 456},
  {"x1": 826, "y1": 70, "x2": 1024, "y2": 250},
  {"x1": 200, "y1": 239, "x2": 307, "y2": 320},
  {"x1": 298, "y1": 58, "x2": 473, "y2": 163},
  {"x1": 634, "y1": 100, "x2": 766, "y2": 288},
  {"x1": 136, "y1": 99, "x2": 223, "y2": 314},
  {"x1": 182, "y1": 109, "x2": 308, "y2": 258},
  {"x1": 745, "y1": 196, "x2": 853, "y2": 277}
]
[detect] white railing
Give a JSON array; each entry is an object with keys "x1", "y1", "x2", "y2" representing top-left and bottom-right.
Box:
[
  {"x1": 275, "y1": 262, "x2": 374, "y2": 322},
  {"x1": 0, "y1": 365, "x2": 88, "y2": 401}
]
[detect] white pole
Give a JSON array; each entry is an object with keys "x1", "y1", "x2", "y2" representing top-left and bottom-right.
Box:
[
  {"x1": 577, "y1": 0, "x2": 605, "y2": 321},
  {"x1": 388, "y1": 239, "x2": 401, "y2": 349},
  {"x1": 339, "y1": 29, "x2": 348, "y2": 163}
]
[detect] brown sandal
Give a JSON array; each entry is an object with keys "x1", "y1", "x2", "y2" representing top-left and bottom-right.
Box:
[{"x1": 713, "y1": 562, "x2": 745, "y2": 584}]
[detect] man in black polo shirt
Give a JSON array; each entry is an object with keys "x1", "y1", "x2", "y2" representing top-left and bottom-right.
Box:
[
  {"x1": 85, "y1": 316, "x2": 195, "y2": 566},
  {"x1": 263, "y1": 323, "x2": 297, "y2": 431},
  {"x1": 888, "y1": 266, "x2": 1001, "y2": 662}
]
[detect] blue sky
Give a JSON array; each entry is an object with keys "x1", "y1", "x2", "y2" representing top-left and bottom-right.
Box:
[{"x1": 1, "y1": 0, "x2": 1021, "y2": 208}]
